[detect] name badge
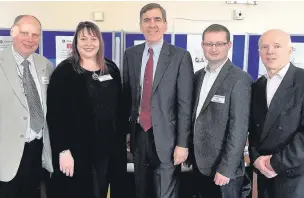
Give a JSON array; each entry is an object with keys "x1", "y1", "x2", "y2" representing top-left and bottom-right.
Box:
[
  {"x1": 98, "y1": 74, "x2": 113, "y2": 82},
  {"x1": 211, "y1": 95, "x2": 225, "y2": 104},
  {"x1": 41, "y1": 77, "x2": 49, "y2": 84}
]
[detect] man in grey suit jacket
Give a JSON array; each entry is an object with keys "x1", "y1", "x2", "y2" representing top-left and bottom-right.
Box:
[
  {"x1": 0, "y1": 15, "x2": 53, "y2": 198},
  {"x1": 191, "y1": 24, "x2": 252, "y2": 198},
  {"x1": 122, "y1": 3, "x2": 194, "y2": 198}
]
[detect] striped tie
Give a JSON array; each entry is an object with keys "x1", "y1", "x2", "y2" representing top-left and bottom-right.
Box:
[{"x1": 22, "y1": 59, "x2": 44, "y2": 133}]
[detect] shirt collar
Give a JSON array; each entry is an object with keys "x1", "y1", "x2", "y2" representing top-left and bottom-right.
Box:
[
  {"x1": 265, "y1": 62, "x2": 290, "y2": 80},
  {"x1": 204, "y1": 58, "x2": 228, "y2": 74},
  {"x1": 144, "y1": 39, "x2": 164, "y2": 57},
  {"x1": 12, "y1": 45, "x2": 34, "y2": 66}
]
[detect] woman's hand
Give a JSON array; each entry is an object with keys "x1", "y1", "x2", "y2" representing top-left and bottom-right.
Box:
[{"x1": 59, "y1": 150, "x2": 74, "y2": 177}]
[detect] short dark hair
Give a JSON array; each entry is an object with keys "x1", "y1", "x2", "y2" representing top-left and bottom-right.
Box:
[
  {"x1": 140, "y1": 3, "x2": 167, "y2": 22},
  {"x1": 70, "y1": 21, "x2": 106, "y2": 73},
  {"x1": 13, "y1": 15, "x2": 42, "y2": 28},
  {"x1": 202, "y1": 24, "x2": 230, "y2": 42}
]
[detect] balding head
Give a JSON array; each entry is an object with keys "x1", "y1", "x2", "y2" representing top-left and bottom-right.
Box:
[
  {"x1": 259, "y1": 29, "x2": 291, "y2": 47},
  {"x1": 11, "y1": 15, "x2": 41, "y2": 57},
  {"x1": 13, "y1": 15, "x2": 41, "y2": 28},
  {"x1": 258, "y1": 29, "x2": 293, "y2": 77}
]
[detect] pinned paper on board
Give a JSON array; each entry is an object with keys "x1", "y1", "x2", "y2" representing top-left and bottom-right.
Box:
[
  {"x1": 55, "y1": 36, "x2": 73, "y2": 66},
  {"x1": 0, "y1": 36, "x2": 12, "y2": 51},
  {"x1": 134, "y1": 40, "x2": 145, "y2": 46},
  {"x1": 290, "y1": 43, "x2": 304, "y2": 69}
]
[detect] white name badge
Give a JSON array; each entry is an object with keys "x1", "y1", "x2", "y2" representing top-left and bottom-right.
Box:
[
  {"x1": 98, "y1": 74, "x2": 113, "y2": 82},
  {"x1": 211, "y1": 95, "x2": 225, "y2": 104},
  {"x1": 41, "y1": 77, "x2": 49, "y2": 84}
]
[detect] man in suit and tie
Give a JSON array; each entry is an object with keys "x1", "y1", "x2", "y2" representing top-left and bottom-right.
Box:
[
  {"x1": 191, "y1": 24, "x2": 252, "y2": 198},
  {"x1": 0, "y1": 15, "x2": 54, "y2": 198},
  {"x1": 249, "y1": 29, "x2": 304, "y2": 198},
  {"x1": 122, "y1": 3, "x2": 194, "y2": 198}
]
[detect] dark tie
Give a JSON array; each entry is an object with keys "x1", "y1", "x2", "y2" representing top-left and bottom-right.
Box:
[
  {"x1": 139, "y1": 48, "x2": 153, "y2": 132},
  {"x1": 22, "y1": 59, "x2": 44, "y2": 133}
]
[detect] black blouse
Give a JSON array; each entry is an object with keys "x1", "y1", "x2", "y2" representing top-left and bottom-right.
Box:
[
  {"x1": 83, "y1": 66, "x2": 120, "y2": 158},
  {"x1": 47, "y1": 58, "x2": 124, "y2": 167}
]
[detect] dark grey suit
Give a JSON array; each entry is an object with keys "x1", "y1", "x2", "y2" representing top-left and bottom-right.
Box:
[
  {"x1": 249, "y1": 64, "x2": 304, "y2": 198},
  {"x1": 123, "y1": 41, "x2": 194, "y2": 198},
  {"x1": 192, "y1": 60, "x2": 252, "y2": 198}
]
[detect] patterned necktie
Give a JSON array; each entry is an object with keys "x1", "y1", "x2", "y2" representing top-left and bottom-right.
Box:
[
  {"x1": 139, "y1": 48, "x2": 153, "y2": 132},
  {"x1": 22, "y1": 59, "x2": 44, "y2": 133}
]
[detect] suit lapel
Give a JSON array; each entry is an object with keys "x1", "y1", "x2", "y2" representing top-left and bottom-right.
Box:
[
  {"x1": 152, "y1": 42, "x2": 172, "y2": 93},
  {"x1": 0, "y1": 48, "x2": 27, "y2": 108},
  {"x1": 261, "y1": 64, "x2": 296, "y2": 141},
  {"x1": 256, "y1": 76, "x2": 268, "y2": 117},
  {"x1": 198, "y1": 60, "x2": 232, "y2": 116},
  {"x1": 192, "y1": 70, "x2": 206, "y2": 122},
  {"x1": 132, "y1": 44, "x2": 145, "y2": 103}
]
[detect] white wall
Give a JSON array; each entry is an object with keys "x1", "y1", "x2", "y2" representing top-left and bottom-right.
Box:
[{"x1": 0, "y1": 1, "x2": 303, "y2": 34}]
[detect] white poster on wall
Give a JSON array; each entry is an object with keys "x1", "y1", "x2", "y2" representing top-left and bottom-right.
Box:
[
  {"x1": 187, "y1": 34, "x2": 233, "y2": 72},
  {"x1": 290, "y1": 42, "x2": 304, "y2": 69},
  {"x1": 134, "y1": 40, "x2": 145, "y2": 46},
  {"x1": 0, "y1": 36, "x2": 12, "y2": 51},
  {"x1": 55, "y1": 36, "x2": 73, "y2": 66},
  {"x1": 258, "y1": 42, "x2": 304, "y2": 78}
]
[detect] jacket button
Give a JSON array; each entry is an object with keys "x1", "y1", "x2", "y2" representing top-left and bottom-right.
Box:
[
  {"x1": 23, "y1": 117, "x2": 27, "y2": 120},
  {"x1": 279, "y1": 126, "x2": 283, "y2": 130},
  {"x1": 256, "y1": 124, "x2": 260, "y2": 127},
  {"x1": 20, "y1": 134, "x2": 24, "y2": 138}
]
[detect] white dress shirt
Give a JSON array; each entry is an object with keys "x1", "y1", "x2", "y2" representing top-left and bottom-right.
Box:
[
  {"x1": 265, "y1": 63, "x2": 290, "y2": 108},
  {"x1": 12, "y1": 47, "x2": 43, "y2": 142},
  {"x1": 195, "y1": 59, "x2": 228, "y2": 119}
]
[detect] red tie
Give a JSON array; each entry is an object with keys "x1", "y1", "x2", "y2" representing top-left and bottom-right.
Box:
[{"x1": 140, "y1": 48, "x2": 153, "y2": 132}]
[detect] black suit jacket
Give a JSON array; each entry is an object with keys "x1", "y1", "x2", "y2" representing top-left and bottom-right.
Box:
[
  {"x1": 122, "y1": 41, "x2": 194, "y2": 163},
  {"x1": 192, "y1": 60, "x2": 252, "y2": 178},
  {"x1": 249, "y1": 64, "x2": 304, "y2": 177}
]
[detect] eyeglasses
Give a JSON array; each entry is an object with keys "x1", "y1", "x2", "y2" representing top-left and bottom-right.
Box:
[{"x1": 202, "y1": 42, "x2": 228, "y2": 48}]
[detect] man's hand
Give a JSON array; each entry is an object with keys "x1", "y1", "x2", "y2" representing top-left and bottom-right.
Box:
[
  {"x1": 173, "y1": 146, "x2": 188, "y2": 165},
  {"x1": 214, "y1": 172, "x2": 230, "y2": 186},
  {"x1": 265, "y1": 155, "x2": 276, "y2": 172},
  {"x1": 254, "y1": 155, "x2": 277, "y2": 178},
  {"x1": 59, "y1": 150, "x2": 74, "y2": 177}
]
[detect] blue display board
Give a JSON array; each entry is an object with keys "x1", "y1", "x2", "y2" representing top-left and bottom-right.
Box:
[
  {"x1": 42, "y1": 30, "x2": 113, "y2": 66},
  {"x1": 247, "y1": 34, "x2": 304, "y2": 80},
  {"x1": 0, "y1": 29, "x2": 40, "y2": 53},
  {"x1": 173, "y1": 34, "x2": 246, "y2": 70},
  {"x1": 125, "y1": 33, "x2": 172, "y2": 49},
  {"x1": 0, "y1": 29, "x2": 11, "y2": 36}
]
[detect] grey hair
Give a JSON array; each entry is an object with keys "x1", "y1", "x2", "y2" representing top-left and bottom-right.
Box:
[{"x1": 140, "y1": 3, "x2": 167, "y2": 22}]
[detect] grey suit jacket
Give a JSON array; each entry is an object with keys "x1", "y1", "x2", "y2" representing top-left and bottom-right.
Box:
[
  {"x1": 123, "y1": 41, "x2": 194, "y2": 163},
  {"x1": 0, "y1": 47, "x2": 54, "y2": 182},
  {"x1": 192, "y1": 60, "x2": 252, "y2": 178}
]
